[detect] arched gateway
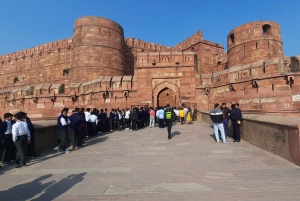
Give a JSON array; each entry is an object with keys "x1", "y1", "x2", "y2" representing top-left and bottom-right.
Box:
[{"x1": 153, "y1": 81, "x2": 180, "y2": 108}]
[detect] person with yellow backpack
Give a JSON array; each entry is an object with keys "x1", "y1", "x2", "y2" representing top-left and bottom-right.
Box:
[{"x1": 164, "y1": 104, "x2": 173, "y2": 139}]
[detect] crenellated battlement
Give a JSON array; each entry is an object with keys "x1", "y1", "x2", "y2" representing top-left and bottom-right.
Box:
[
  {"x1": 0, "y1": 38, "x2": 73, "y2": 63},
  {"x1": 125, "y1": 38, "x2": 171, "y2": 52}
]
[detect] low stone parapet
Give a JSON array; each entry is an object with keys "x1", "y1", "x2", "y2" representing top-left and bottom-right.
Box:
[{"x1": 197, "y1": 110, "x2": 300, "y2": 166}]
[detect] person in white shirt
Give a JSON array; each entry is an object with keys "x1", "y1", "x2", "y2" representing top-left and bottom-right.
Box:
[
  {"x1": 183, "y1": 106, "x2": 188, "y2": 122},
  {"x1": 84, "y1": 108, "x2": 91, "y2": 121},
  {"x1": 12, "y1": 112, "x2": 31, "y2": 168},
  {"x1": 88, "y1": 111, "x2": 98, "y2": 136},
  {"x1": 125, "y1": 108, "x2": 131, "y2": 130}
]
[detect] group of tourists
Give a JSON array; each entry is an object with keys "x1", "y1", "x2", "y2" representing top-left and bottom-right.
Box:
[
  {"x1": 210, "y1": 103, "x2": 243, "y2": 143},
  {"x1": 56, "y1": 105, "x2": 194, "y2": 154},
  {"x1": 0, "y1": 102, "x2": 240, "y2": 169},
  {"x1": 0, "y1": 112, "x2": 38, "y2": 169}
]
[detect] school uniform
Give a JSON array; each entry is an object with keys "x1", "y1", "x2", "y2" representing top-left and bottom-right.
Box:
[
  {"x1": 98, "y1": 112, "x2": 106, "y2": 132},
  {"x1": 26, "y1": 117, "x2": 37, "y2": 157},
  {"x1": 130, "y1": 110, "x2": 138, "y2": 131},
  {"x1": 88, "y1": 114, "x2": 98, "y2": 136},
  {"x1": 69, "y1": 112, "x2": 79, "y2": 146},
  {"x1": 70, "y1": 113, "x2": 84, "y2": 147},
  {"x1": 110, "y1": 112, "x2": 116, "y2": 131},
  {"x1": 12, "y1": 120, "x2": 30, "y2": 167},
  {"x1": 0, "y1": 120, "x2": 16, "y2": 164},
  {"x1": 57, "y1": 114, "x2": 69, "y2": 152}
]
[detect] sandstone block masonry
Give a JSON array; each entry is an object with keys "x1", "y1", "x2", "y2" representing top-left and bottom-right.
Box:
[{"x1": 0, "y1": 16, "x2": 299, "y2": 119}]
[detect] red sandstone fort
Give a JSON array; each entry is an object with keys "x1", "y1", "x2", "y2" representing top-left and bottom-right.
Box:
[{"x1": 0, "y1": 16, "x2": 299, "y2": 119}]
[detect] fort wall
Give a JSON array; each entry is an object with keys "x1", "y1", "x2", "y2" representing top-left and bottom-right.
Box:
[
  {"x1": 0, "y1": 17, "x2": 298, "y2": 120},
  {"x1": 0, "y1": 38, "x2": 73, "y2": 91}
]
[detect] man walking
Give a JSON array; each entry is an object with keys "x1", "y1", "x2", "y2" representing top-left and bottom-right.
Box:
[
  {"x1": 210, "y1": 103, "x2": 228, "y2": 143},
  {"x1": 164, "y1": 104, "x2": 173, "y2": 139}
]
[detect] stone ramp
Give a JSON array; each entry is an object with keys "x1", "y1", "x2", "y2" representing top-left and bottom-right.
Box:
[{"x1": 0, "y1": 121, "x2": 300, "y2": 200}]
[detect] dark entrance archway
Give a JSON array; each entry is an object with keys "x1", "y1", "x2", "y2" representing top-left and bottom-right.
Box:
[{"x1": 157, "y1": 87, "x2": 175, "y2": 107}]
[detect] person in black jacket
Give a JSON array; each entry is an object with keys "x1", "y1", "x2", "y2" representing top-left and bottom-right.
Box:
[
  {"x1": 130, "y1": 108, "x2": 138, "y2": 131},
  {"x1": 69, "y1": 107, "x2": 80, "y2": 148},
  {"x1": 164, "y1": 104, "x2": 173, "y2": 139},
  {"x1": 0, "y1": 113, "x2": 15, "y2": 165},
  {"x1": 230, "y1": 104, "x2": 242, "y2": 142},
  {"x1": 210, "y1": 103, "x2": 228, "y2": 143},
  {"x1": 221, "y1": 103, "x2": 231, "y2": 137}
]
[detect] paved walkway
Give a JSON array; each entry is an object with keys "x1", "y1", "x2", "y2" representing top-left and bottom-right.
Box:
[{"x1": 1, "y1": 121, "x2": 300, "y2": 200}]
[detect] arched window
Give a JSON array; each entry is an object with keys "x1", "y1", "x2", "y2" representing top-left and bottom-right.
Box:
[
  {"x1": 229, "y1": 34, "x2": 234, "y2": 44},
  {"x1": 262, "y1": 24, "x2": 272, "y2": 35},
  {"x1": 162, "y1": 57, "x2": 169, "y2": 63}
]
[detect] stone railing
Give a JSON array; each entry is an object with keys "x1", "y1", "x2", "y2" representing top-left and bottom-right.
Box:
[{"x1": 197, "y1": 110, "x2": 300, "y2": 166}]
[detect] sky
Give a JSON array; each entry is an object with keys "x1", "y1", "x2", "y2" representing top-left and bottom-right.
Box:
[{"x1": 0, "y1": 0, "x2": 299, "y2": 56}]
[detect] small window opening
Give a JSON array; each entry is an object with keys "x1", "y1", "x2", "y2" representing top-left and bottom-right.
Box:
[
  {"x1": 262, "y1": 62, "x2": 266, "y2": 73},
  {"x1": 272, "y1": 84, "x2": 274, "y2": 91},
  {"x1": 256, "y1": 42, "x2": 258, "y2": 52},
  {"x1": 175, "y1": 62, "x2": 179, "y2": 65},
  {"x1": 141, "y1": 49, "x2": 144, "y2": 52},
  {"x1": 250, "y1": 68, "x2": 252, "y2": 76},
  {"x1": 152, "y1": 59, "x2": 156, "y2": 66},
  {"x1": 262, "y1": 24, "x2": 272, "y2": 35},
  {"x1": 63, "y1": 69, "x2": 70, "y2": 76},
  {"x1": 217, "y1": 61, "x2": 221, "y2": 65},
  {"x1": 229, "y1": 34, "x2": 234, "y2": 44},
  {"x1": 13, "y1": 77, "x2": 19, "y2": 83},
  {"x1": 167, "y1": 93, "x2": 169, "y2": 96}
]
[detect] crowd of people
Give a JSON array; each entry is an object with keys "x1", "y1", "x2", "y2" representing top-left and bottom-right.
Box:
[
  {"x1": 0, "y1": 112, "x2": 38, "y2": 169},
  {"x1": 55, "y1": 105, "x2": 195, "y2": 154},
  {"x1": 0, "y1": 102, "x2": 240, "y2": 169},
  {"x1": 210, "y1": 103, "x2": 243, "y2": 143}
]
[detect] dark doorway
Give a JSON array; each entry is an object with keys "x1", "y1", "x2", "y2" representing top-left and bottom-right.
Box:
[{"x1": 157, "y1": 88, "x2": 175, "y2": 107}]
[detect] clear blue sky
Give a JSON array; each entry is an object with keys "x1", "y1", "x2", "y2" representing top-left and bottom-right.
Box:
[{"x1": 0, "y1": 0, "x2": 299, "y2": 56}]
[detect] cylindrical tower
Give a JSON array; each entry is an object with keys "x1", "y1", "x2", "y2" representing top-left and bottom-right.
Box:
[
  {"x1": 227, "y1": 21, "x2": 283, "y2": 68},
  {"x1": 70, "y1": 16, "x2": 127, "y2": 82}
]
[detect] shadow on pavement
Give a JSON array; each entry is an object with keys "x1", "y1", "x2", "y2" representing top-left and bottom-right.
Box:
[
  {"x1": 0, "y1": 173, "x2": 86, "y2": 200},
  {"x1": 171, "y1": 131, "x2": 181, "y2": 138}
]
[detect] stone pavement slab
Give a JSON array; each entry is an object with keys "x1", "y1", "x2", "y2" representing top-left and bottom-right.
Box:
[{"x1": 1, "y1": 121, "x2": 300, "y2": 200}]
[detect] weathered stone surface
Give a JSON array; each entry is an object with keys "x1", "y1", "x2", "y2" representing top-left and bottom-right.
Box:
[{"x1": 0, "y1": 17, "x2": 299, "y2": 119}]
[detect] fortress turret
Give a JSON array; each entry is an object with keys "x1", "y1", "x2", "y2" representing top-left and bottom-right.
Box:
[
  {"x1": 70, "y1": 16, "x2": 127, "y2": 82},
  {"x1": 227, "y1": 21, "x2": 283, "y2": 68}
]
